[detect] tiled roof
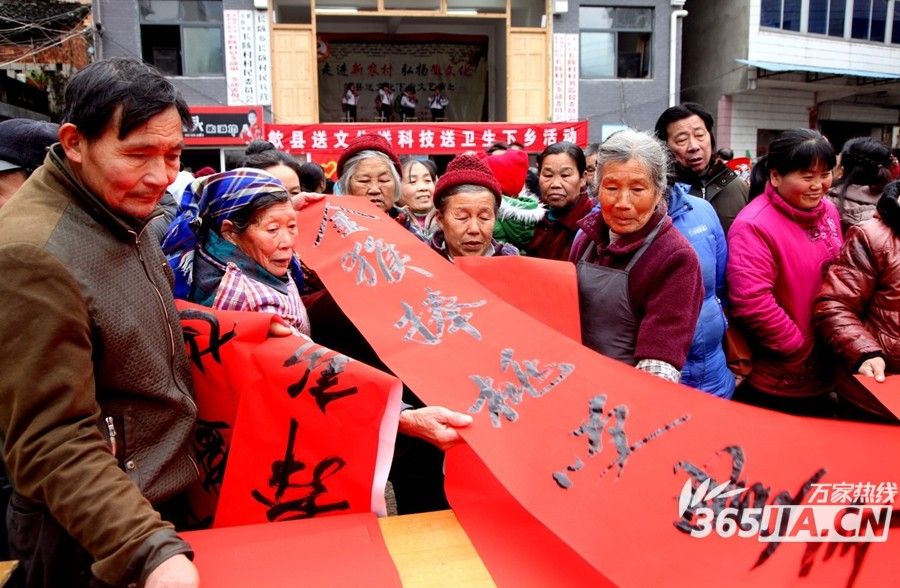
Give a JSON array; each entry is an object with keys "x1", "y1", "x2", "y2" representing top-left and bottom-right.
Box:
[{"x1": 0, "y1": 2, "x2": 90, "y2": 45}]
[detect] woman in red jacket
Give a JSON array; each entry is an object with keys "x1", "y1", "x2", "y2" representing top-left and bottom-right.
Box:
[
  {"x1": 527, "y1": 142, "x2": 594, "y2": 261},
  {"x1": 815, "y1": 179, "x2": 900, "y2": 422}
]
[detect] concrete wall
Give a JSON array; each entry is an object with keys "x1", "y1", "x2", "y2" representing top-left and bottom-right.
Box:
[
  {"x1": 96, "y1": 0, "x2": 255, "y2": 108},
  {"x1": 555, "y1": 0, "x2": 675, "y2": 143},
  {"x1": 730, "y1": 88, "x2": 813, "y2": 157},
  {"x1": 680, "y1": 0, "x2": 750, "y2": 118}
]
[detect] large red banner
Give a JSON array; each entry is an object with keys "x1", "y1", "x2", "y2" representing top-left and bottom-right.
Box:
[
  {"x1": 182, "y1": 513, "x2": 401, "y2": 587},
  {"x1": 177, "y1": 301, "x2": 401, "y2": 528},
  {"x1": 293, "y1": 196, "x2": 900, "y2": 586},
  {"x1": 264, "y1": 121, "x2": 589, "y2": 157}
]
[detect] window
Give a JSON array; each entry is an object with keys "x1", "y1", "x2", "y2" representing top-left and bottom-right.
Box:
[
  {"x1": 580, "y1": 7, "x2": 652, "y2": 79},
  {"x1": 761, "y1": 0, "x2": 802, "y2": 30},
  {"x1": 852, "y1": 0, "x2": 888, "y2": 41},
  {"x1": 807, "y1": 0, "x2": 846, "y2": 36},
  {"x1": 139, "y1": 0, "x2": 224, "y2": 76},
  {"x1": 894, "y1": 1, "x2": 900, "y2": 43}
]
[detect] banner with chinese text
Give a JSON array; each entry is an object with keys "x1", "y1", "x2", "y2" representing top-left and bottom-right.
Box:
[
  {"x1": 177, "y1": 302, "x2": 401, "y2": 528},
  {"x1": 293, "y1": 196, "x2": 900, "y2": 586},
  {"x1": 265, "y1": 121, "x2": 589, "y2": 160},
  {"x1": 317, "y1": 33, "x2": 487, "y2": 122}
]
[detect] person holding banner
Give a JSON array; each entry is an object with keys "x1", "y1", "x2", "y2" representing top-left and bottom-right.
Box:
[
  {"x1": 429, "y1": 153, "x2": 520, "y2": 259},
  {"x1": 528, "y1": 142, "x2": 595, "y2": 261},
  {"x1": 727, "y1": 129, "x2": 842, "y2": 415},
  {"x1": 570, "y1": 129, "x2": 703, "y2": 383},
  {"x1": 0, "y1": 57, "x2": 199, "y2": 588},
  {"x1": 162, "y1": 169, "x2": 312, "y2": 337},
  {"x1": 815, "y1": 179, "x2": 900, "y2": 422}
]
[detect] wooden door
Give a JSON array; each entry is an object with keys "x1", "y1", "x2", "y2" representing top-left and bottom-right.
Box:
[
  {"x1": 272, "y1": 28, "x2": 318, "y2": 123},
  {"x1": 507, "y1": 30, "x2": 548, "y2": 122}
]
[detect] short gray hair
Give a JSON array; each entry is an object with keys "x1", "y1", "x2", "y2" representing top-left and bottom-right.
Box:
[
  {"x1": 596, "y1": 129, "x2": 670, "y2": 197},
  {"x1": 337, "y1": 150, "x2": 401, "y2": 205}
]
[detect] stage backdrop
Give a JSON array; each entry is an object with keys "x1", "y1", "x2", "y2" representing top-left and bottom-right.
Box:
[{"x1": 317, "y1": 33, "x2": 487, "y2": 122}]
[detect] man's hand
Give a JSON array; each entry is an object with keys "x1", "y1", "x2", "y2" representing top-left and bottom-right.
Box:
[
  {"x1": 398, "y1": 406, "x2": 473, "y2": 451},
  {"x1": 145, "y1": 554, "x2": 198, "y2": 588},
  {"x1": 290, "y1": 192, "x2": 325, "y2": 210},
  {"x1": 858, "y1": 356, "x2": 886, "y2": 382}
]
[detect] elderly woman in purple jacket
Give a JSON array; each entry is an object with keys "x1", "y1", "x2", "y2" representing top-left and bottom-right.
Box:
[{"x1": 570, "y1": 129, "x2": 703, "y2": 383}]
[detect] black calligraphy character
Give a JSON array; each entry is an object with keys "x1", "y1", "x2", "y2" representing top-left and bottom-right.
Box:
[
  {"x1": 285, "y1": 343, "x2": 357, "y2": 412},
  {"x1": 179, "y1": 308, "x2": 238, "y2": 372},
  {"x1": 250, "y1": 418, "x2": 350, "y2": 521},
  {"x1": 194, "y1": 419, "x2": 230, "y2": 493},
  {"x1": 308, "y1": 355, "x2": 358, "y2": 413}
]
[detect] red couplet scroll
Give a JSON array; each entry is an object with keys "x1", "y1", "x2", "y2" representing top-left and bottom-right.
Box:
[
  {"x1": 177, "y1": 301, "x2": 401, "y2": 528},
  {"x1": 854, "y1": 374, "x2": 900, "y2": 420},
  {"x1": 294, "y1": 197, "x2": 900, "y2": 587},
  {"x1": 182, "y1": 512, "x2": 402, "y2": 587}
]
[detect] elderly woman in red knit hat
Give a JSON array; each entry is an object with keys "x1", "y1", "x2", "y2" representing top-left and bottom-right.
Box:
[
  {"x1": 430, "y1": 153, "x2": 520, "y2": 259},
  {"x1": 335, "y1": 134, "x2": 430, "y2": 241}
]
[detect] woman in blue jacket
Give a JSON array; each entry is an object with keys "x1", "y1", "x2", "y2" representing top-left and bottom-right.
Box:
[{"x1": 668, "y1": 182, "x2": 736, "y2": 398}]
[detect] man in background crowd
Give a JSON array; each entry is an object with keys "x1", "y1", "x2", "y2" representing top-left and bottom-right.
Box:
[
  {"x1": 0, "y1": 118, "x2": 58, "y2": 208},
  {"x1": 655, "y1": 103, "x2": 748, "y2": 232}
]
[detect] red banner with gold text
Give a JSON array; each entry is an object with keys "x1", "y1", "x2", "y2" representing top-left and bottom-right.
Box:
[{"x1": 294, "y1": 196, "x2": 900, "y2": 586}]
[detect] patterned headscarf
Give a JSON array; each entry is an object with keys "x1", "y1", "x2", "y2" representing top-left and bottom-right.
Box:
[{"x1": 162, "y1": 168, "x2": 289, "y2": 298}]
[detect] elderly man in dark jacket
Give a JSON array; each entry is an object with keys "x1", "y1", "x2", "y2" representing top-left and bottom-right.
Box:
[
  {"x1": 0, "y1": 58, "x2": 198, "y2": 588},
  {"x1": 655, "y1": 102, "x2": 748, "y2": 233}
]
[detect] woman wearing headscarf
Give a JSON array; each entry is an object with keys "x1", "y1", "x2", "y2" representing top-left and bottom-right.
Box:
[
  {"x1": 161, "y1": 168, "x2": 310, "y2": 335},
  {"x1": 570, "y1": 129, "x2": 703, "y2": 383},
  {"x1": 429, "y1": 153, "x2": 519, "y2": 260}
]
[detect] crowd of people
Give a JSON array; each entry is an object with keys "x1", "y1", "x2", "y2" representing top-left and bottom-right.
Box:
[{"x1": 0, "y1": 57, "x2": 899, "y2": 586}]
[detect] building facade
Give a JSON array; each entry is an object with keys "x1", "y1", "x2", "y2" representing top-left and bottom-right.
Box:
[
  {"x1": 681, "y1": 0, "x2": 900, "y2": 157},
  {"x1": 555, "y1": 0, "x2": 685, "y2": 142}
]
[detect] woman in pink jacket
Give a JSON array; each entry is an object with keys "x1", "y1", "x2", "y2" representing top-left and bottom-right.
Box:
[{"x1": 727, "y1": 129, "x2": 842, "y2": 415}]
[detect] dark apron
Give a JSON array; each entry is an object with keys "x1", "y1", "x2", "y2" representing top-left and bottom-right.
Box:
[{"x1": 577, "y1": 218, "x2": 665, "y2": 365}]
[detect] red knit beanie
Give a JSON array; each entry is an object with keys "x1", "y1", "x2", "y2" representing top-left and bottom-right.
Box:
[
  {"x1": 433, "y1": 153, "x2": 502, "y2": 209},
  {"x1": 478, "y1": 148, "x2": 528, "y2": 196},
  {"x1": 336, "y1": 134, "x2": 402, "y2": 177}
]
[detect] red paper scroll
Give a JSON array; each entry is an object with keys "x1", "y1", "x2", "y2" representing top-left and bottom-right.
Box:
[
  {"x1": 177, "y1": 301, "x2": 401, "y2": 528},
  {"x1": 854, "y1": 374, "x2": 900, "y2": 420},
  {"x1": 182, "y1": 512, "x2": 402, "y2": 587},
  {"x1": 453, "y1": 255, "x2": 581, "y2": 341},
  {"x1": 293, "y1": 197, "x2": 900, "y2": 587}
]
